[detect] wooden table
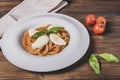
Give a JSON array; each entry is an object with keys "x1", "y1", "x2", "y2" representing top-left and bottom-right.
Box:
[{"x1": 0, "y1": 0, "x2": 120, "y2": 80}]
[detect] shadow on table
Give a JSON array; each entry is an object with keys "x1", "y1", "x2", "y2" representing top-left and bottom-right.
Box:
[{"x1": 103, "y1": 20, "x2": 111, "y2": 35}]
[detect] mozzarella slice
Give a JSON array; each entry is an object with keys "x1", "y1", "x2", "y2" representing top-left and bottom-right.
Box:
[
  {"x1": 28, "y1": 28, "x2": 38, "y2": 36},
  {"x1": 50, "y1": 34, "x2": 66, "y2": 45},
  {"x1": 32, "y1": 35, "x2": 49, "y2": 49},
  {"x1": 47, "y1": 24, "x2": 62, "y2": 30}
]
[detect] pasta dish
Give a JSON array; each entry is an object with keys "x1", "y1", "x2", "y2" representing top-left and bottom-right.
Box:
[{"x1": 22, "y1": 24, "x2": 70, "y2": 56}]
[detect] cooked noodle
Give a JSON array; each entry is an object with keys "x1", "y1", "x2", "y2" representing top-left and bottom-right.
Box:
[{"x1": 23, "y1": 24, "x2": 70, "y2": 56}]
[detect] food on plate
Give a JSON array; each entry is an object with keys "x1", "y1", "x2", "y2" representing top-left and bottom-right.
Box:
[
  {"x1": 22, "y1": 24, "x2": 70, "y2": 56},
  {"x1": 86, "y1": 14, "x2": 96, "y2": 26}
]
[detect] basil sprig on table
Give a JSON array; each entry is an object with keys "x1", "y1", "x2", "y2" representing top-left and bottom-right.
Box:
[
  {"x1": 89, "y1": 53, "x2": 119, "y2": 75},
  {"x1": 89, "y1": 54, "x2": 100, "y2": 74},
  {"x1": 99, "y1": 53, "x2": 119, "y2": 62},
  {"x1": 32, "y1": 27, "x2": 62, "y2": 38}
]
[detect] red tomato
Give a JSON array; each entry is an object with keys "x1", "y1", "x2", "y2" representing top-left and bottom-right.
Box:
[
  {"x1": 93, "y1": 23, "x2": 105, "y2": 34},
  {"x1": 96, "y1": 16, "x2": 106, "y2": 27},
  {"x1": 86, "y1": 14, "x2": 96, "y2": 26}
]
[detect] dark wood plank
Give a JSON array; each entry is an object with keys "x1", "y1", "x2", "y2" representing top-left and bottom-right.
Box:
[
  {"x1": 0, "y1": 0, "x2": 21, "y2": 17},
  {"x1": 0, "y1": 0, "x2": 120, "y2": 79}
]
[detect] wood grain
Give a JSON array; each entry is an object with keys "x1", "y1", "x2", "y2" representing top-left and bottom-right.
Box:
[{"x1": 0, "y1": 0, "x2": 120, "y2": 80}]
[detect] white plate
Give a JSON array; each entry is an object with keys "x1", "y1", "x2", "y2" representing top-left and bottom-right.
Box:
[{"x1": 1, "y1": 13, "x2": 89, "y2": 72}]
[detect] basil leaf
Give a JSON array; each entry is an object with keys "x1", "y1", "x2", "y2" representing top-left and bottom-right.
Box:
[
  {"x1": 89, "y1": 54, "x2": 100, "y2": 74},
  {"x1": 32, "y1": 30, "x2": 48, "y2": 38},
  {"x1": 49, "y1": 27, "x2": 62, "y2": 33},
  {"x1": 32, "y1": 27, "x2": 62, "y2": 39},
  {"x1": 99, "y1": 53, "x2": 119, "y2": 62}
]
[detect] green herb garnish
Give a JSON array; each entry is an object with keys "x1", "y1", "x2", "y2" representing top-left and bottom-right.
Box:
[
  {"x1": 99, "y1": 53, "x2": 119, "y2": 62},
  {"x1": 89, "y1": 54, "x2": 100, "y2": 74},
  {"x1": 89, "y1": 53, "x2": 119, "y2": 75},
  {"x1": 32, "y1": 30, "x2": 48, "y2": 38},
  {"x1": 49, "y1": 27, "x2": 62, "y2": 33},
  {"x1": 32, "y1": 27, "x2": 62, "y2": 38}
]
